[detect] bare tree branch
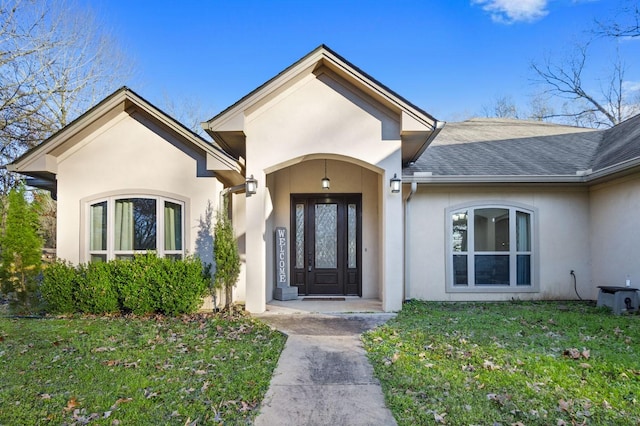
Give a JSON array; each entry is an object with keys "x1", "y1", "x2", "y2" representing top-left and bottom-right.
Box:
[
  {"x1": 0, "y1": 0, "x2": 132, "y2": 194},
  {"x1": 530, "y1": 42, "x2": 638, "y2": 128},
  {"x1": 595, "y1": 0, "x2": 640, "y2": 39}
]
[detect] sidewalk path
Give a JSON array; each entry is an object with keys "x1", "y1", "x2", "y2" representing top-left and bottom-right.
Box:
[{"x1": 254, "y1": 314, "x2": 398, "y2": 426}]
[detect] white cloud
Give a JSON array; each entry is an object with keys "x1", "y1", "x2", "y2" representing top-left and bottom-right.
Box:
[
  {"x1": 623, "y1": 81, "x2": 640, "y2": 92},
  {"x1": 472, "y1": 0, "x2": 549, "y2": 24}
]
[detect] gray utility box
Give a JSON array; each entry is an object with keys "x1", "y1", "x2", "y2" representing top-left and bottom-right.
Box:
[{"x1": 596, "y1": 286, "x2": 639, "y2": 315}]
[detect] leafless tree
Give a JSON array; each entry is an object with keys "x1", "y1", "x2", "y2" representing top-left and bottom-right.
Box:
[
  {"x1": 481, "y1": 95, "x2": 519, "y2": 119},
  {"x1": 595, "y1": 0, "x2": 640, "y2": 39},
  {"x1": 0, "y1": 0, "x2": 131, "y2": 193},
  {"x1": 531, "y1": 42, "x2": 639, "y2": 128}
]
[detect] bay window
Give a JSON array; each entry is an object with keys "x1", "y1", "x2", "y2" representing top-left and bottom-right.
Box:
[
  {"x1": 88, "y1": 195, "x2": 184, "y2": 261},
  {"x1": 448, "y1": 203, "x2": 536, "y2": 292}
]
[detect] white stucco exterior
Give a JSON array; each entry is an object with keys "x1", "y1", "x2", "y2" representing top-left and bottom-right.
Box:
[
  {"x1": 590, "y1": 175, "x2": 640, "y2": 290},
  {"x1": 405, "y1": 185, "x2": 594, "y2": 301},
  {"x1": 239, "y1": 70, "x2": 405, "y2": 312},
  {"x1": 55, "y1": 111, "x2": 222, "y2": 265},
  {"x1": 9, "y1": 46, "x2": 640, "y2": 315}
]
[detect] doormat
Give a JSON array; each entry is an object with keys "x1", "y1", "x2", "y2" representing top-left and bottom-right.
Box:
[{"x1": 302, "y1": 297, "x2": 346, "y2": 301}]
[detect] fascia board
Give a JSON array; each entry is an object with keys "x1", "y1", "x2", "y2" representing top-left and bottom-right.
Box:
[{"x1": 404, "y1": 174, "x2": 587, "y2": 185}]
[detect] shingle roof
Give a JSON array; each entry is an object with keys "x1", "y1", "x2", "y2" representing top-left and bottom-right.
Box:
[
  {"x1": 591, "y1": 114, "x2": 640, "y2": 171},
  {"x1": 405, "y1": 117, "x2": 638, "y2": 178}
]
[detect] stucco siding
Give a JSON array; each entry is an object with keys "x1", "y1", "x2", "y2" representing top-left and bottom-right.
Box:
[
  {"x1": 241, "y1": 71, "x2": 404, "y2": 311},
  {"x1": 590, "y1": 175, "x2": 640, "y2": 291},
  {"x1": 56, "y1": 111, "x2": 221, "y2": 265},
  {"x1": 406, "y1": 185, "x2": 592, "y2": 301}
]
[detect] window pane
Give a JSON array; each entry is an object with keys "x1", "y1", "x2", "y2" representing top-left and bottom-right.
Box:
[
  {"x1": 474, "y1": 208, "x2": 509, "y2": 252},
  {"x1": 90, "y1": 202, "x2": 107, "y2": 251},
  {"x1": 295, "y1": 204, "x2": 304, "y2": 268},
  {"x1": 452, "y1": 211, "x2": 468, "y2": 252},
  {"x1": 315, "y1": 204, "x2": 337, "y2": 269},
  {"x1": 516, "y1": 211, "x2": 531, "y2": 251},
  {"x1": 517, "y1": 255, "x2": 531, "y2": 285},
  {"x1": 115, "y1": 198, "x2": 156, "y2": 251},
  {"x1": 348, "y1": 203, "x2": 357, "y2": 268},
  {"x1": 475, "y1": 255, "x2": 509, "y2": 285},
  {"x1": 90, "y1": 254, "x2": 107, "y2": 263},
  {"x1": 164, "y1": 201, "x2": 182, "y2": 251},
  {"x1": 453, "y1": 255, "x2": 468, "y2": 285}
]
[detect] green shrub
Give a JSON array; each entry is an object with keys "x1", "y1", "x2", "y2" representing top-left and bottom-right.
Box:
[
  {"x1": 41, "y1": 260, "x2": 77, "y2": 314},
  {"x1": 155, "y1": 255, "x2": 209, "y2": 316},
  {"x1": 214, "y1": 205, "x2": 240, "y2": 308},
  {"x1": 112, "y1": 255, "x2": 156, "y2": 315},
  {"x1": 0, "y1": 183, "x2": 44, "y2": 314},
  {"x1": 41, "y1": 253, "x2": 209, "y2": 316},
  {"x1": 75, "y1": 262, "x2": 119, "y2": 314}
]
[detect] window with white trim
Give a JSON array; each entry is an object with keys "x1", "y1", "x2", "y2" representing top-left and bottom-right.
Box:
[
  {"x1": 88, "y1": 196, "x2": 184, "y2": 262},
  {"x1": 448, "y1": 204, "x2": 535, "y2": 291}
]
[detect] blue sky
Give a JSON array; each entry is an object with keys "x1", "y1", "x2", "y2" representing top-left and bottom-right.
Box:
[{"x1": 89, "y1": 0, "x2": 639, "y2": 123}]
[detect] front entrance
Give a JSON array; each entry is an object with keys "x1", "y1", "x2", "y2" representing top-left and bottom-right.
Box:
[{"x1": 291, "y1": 194, "x2": 362, "y2": 296}]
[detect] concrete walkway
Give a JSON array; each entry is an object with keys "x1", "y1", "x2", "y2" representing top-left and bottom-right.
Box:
[{"x1": 254, "y1": 311, "x2": 398, "y2": 426}]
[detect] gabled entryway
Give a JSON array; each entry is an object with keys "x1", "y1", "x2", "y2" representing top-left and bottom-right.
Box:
[{"x1": 202, "y1": 45, "x2": 442, "y2": 313}]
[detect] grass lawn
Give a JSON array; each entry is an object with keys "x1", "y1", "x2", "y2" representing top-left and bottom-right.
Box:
[
  {"x1": 0, "y1": 310, "x2": 286, "y2": 425},
  {"x1": 363, "y1": 301, "x2": 640, "y2": 425}
]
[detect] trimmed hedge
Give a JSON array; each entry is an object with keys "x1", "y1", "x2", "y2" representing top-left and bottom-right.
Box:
[{"x1": 41, "y1": 253, "x2": 209, "y2": 316}]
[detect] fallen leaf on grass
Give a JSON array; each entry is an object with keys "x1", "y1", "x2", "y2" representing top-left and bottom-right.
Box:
[
  {"x1": 92, "y1": 347, "x2": 116, "y2": 353},
  {"x1": 563, "y1": 348, "x2": 590, "y2": 360},
  {"x1": 434, "y1": 412, "x2": 447, "y2": 424},
  {"x1": 558, "y1": 399, "x2": 572, "y2": 412},
  {"x1": 39, "y1": 393, "x2": 52, "y2": 400},
  {"x1": 579, "y1": 363, "x2": 591, "y2": 369},
  {"x1": 483, "y1": 359, "x2": 501, "y2": 370},
  {"x1": 64, "y1": 397, "x2": 79, "y2": 412}
]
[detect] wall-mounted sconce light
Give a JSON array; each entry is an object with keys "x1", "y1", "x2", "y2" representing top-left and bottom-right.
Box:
[
  {"x1": 390, "y1": 173, "x2": 401, "y2": 193},
  {"x1": 246, "y1": 174, "x2": 258, "y2": 196},
  {"x1": 321, "y1": 160, "x2": 330, "y2": 190}
]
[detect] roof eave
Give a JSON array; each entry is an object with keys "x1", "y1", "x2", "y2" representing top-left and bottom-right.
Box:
[{"x1": 404, "y1": 174, "x2": 587, "y2": 185}]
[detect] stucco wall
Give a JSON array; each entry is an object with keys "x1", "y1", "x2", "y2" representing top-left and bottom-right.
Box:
[
  {"x1": 56, "y1": 111, "x2": 222, "y2": 266},
  {"x1": 406, "y1": 185, "x2": 592, "y2": 301},
  {"x1": 590, "y1": 175, "x2": 640, "y2": 291},
  {"x1": 242, "y1": 71, "x2": 405, "y2": 311}
]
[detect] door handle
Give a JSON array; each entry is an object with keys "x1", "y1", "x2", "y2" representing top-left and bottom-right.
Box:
[{"x1": 308, "y1": 253, "x2": 312, "y2": 272}]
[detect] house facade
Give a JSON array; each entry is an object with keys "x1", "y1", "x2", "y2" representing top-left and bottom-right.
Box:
[{"x1": 9, "y1": 46, "x2": 640, "y2": 313}]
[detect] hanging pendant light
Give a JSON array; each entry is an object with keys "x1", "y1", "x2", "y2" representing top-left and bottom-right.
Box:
[{"x1": 321, "y1": 159, "x2": 330, "y2": 190}]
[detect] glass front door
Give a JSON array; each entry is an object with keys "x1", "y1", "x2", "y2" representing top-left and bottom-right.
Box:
[{"x1": 291, "y1": 194, "x2": 361, "y2": 295}]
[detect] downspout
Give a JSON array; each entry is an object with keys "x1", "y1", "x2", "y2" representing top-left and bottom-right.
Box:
[{"x1": 403, "y1": 181, "x2": 418, "y2": 302}]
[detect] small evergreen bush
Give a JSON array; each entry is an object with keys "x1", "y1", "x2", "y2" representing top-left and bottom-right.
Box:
[
  {"x1": 213, "y1": 203, "x2": 241, "y2": 308},
  {"x1": 0, "y1": 183, "x2": 44, "y2": 314},
  {"x1": 113, "y1": 255, "x2": 156, "y2": 315},
  {"x1": 40, "y1": 253, "x2": 209, "y2": 316},
  {"x1": 76, "y1": 261, "x2": 119, "y2": 314},
  {"x1": 156, "y1": 255, "x2": 209, "y2": 316},
  {"x1": 40, "y1": 260, "x2": 76, "y2": 314}
]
